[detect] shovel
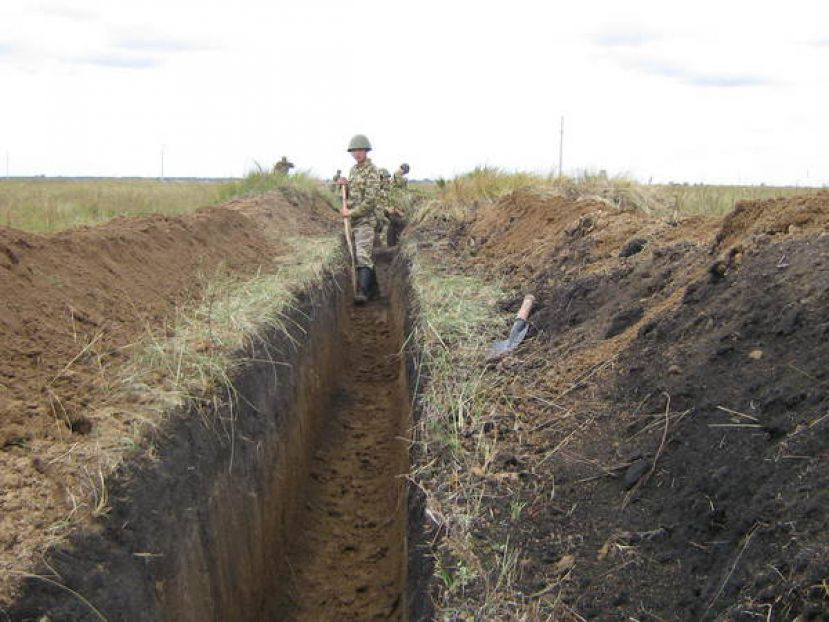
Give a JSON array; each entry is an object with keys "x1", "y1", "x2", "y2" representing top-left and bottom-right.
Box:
[
  {"x1": 486, "y1": 294, "x2": 535, "y2": 361},
  {"x1": 341, "y1": 185, "x2": 358, "y2": 296}
]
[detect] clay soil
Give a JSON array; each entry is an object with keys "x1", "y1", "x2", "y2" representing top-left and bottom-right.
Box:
[
  {"x1": 0, "y1": 190, "x2": 336, "y2": 604},
  {"x1": 274, "y1": 251, "x2": 409, "y2": 621},
  {"x1": 421, "y1": 189, "x2": 829, "y2": 619}
]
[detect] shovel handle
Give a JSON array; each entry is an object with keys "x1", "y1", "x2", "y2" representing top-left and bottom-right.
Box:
[
  {"x1": 516, "y1": 295, "x2": 535, "y2": 321},
  {"x1": 341, "y1": 186, "x2": 358, "y2": 295}
]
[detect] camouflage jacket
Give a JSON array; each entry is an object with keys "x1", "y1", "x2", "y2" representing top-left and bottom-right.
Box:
[
  {"x1": 347, "y1": 159, "x2": 381, "y2": 224},
  {"x1": 377, "y1": 176, "x2": 392, "y2": 219},
  {"x1": 392, "y1": 170, "x2": 408, "y2": 191},
  {"x1": 390, "y1": 170, "x2": 409, "y2": 213}
]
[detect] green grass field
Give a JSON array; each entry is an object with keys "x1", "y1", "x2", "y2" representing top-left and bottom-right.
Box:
[
  {"x1": 0, "y1": 179, "x2": 224, "y2": 232},
  {"x1": 0, "y1": 170, "x2": 334, "y2": 233}
]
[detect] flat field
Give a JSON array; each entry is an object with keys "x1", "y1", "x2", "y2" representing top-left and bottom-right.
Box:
[
  {"x1": 0, "y1": 178, "x2": 226, "y2": 232},
  {"x1": 0, "y1": 172, "x2": 330, "y2": 233}
]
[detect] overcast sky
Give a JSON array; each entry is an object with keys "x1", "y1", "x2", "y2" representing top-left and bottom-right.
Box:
[{"x1": 1, "y1": 0, "x2": 828, "y2": 185}]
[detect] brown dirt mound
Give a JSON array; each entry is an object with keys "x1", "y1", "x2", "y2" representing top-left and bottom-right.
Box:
[
  {"x1": 0, "y1": 191, "x2": 336, "y2": 603},
  {"x1": 714, "y1": 189, "x2": 829, "y2": 254},
  {"x1": 465, "y1": 187, "x2": 719, "y2": 281},
  {"x1": 225, "y1": 186, "x2": 338, "y2": 240},
  {"x1": 1, "y1": 208, "x2": 275, "y2": 448}
]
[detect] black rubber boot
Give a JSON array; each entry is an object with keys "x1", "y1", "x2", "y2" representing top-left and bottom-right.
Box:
[{"x1": 355, "y1": 267, "x2": 371, "y2": 305}]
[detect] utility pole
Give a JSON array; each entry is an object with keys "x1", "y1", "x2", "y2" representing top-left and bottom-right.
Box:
[{"x1": 558, "y1": 116, "x2": 564, "y2": 179}]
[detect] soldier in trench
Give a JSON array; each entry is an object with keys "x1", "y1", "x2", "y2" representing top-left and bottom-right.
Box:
[
  {"x1": 386, "y1": 163, "x2": 410, "y2": 247},
  {"x1": 375, "y1": 168, "x2": 393, "y2": 247},
  {"x1": 336, "y1": 134, "x2": 382, "y2": 304}
]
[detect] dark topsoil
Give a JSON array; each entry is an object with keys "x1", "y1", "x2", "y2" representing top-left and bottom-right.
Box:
[{"x1": 427, "y1": 189, "x2": 829, "y2": 620}]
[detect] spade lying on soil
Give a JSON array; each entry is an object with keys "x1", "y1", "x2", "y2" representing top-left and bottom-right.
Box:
[{"x1": 487, "y1": 294, "x2": 535, "y2": 361}]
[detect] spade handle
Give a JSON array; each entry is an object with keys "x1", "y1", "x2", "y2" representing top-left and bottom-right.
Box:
[{"x1": 517, "y1": 295, "x2": 535, "y2": 321}]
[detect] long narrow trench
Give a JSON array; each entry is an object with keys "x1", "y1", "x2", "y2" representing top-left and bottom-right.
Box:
[
  {"x1": 276, "y1": 253, "x2": 409, "y2": 621},
  {"x1": 4, "y1": 252, "x2": 417, "y2": 622}
]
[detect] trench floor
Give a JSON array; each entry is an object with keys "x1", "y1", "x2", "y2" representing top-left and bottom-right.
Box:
[{"x1": 282, "y1": 255, "x2": 407, "y2": 621}]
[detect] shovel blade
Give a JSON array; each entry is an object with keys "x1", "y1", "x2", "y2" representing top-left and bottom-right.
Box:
[{"x1": 486, "y1": 319, "x2": 529, "y2": 360}]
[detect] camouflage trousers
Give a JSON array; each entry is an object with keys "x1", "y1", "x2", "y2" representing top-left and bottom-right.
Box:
[{"x1": 351, "y1": 221, "x2": 375, "y2": 269}]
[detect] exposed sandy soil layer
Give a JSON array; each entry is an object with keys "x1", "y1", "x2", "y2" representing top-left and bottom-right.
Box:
[
  {"x1": 418, "y1": 189, "x2": 829, "y2": 619},
  {"x1": 0, "y1": 190, "x2": 337, "y2": 604}
]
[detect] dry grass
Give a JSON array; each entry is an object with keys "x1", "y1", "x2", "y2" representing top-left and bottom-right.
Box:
[
  {"x1": 0, "y1": 178, "x2": 224, "y2": 232},
  {"x1": 656, "y1": 183, "x2": 820, "y2": 217},
  {"x1": 414, "y1": 167, "x2": 822, "y2": 225}
]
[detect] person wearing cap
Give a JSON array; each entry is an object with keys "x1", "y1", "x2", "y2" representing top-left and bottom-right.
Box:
[{"x1": 336, "y1": 134, "x2": 383, "y2": 304}]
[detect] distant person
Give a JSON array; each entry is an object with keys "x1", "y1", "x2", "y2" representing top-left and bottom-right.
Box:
[
  {"x1": 329, "y1": 169, "x2": 342, "y2": 193},
  {"x1": 273, "y1": 156, "x2": 294, "y2": 175},
  {"x1": 337, "y1": 134, "x2": 382, "y2": 304},
  {"x1": 392, "y1": 163, "x2": 409, "y2": 191},
  {"x1": 376, "y1": 168, "x2": 392, "y2": 246},
  {"x1": 387, "y1": 163, "x2": 410, "y2": 246}
]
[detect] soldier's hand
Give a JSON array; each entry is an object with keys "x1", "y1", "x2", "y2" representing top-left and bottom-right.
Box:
[
  {"x1": 336, "y1": 176, "x2": 348, "y2": 187},
  {"x1": 341, "y1": 205, "x2": 351, "y2": 218}
]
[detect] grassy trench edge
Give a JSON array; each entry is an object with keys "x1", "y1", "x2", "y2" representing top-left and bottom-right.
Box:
[
  {"x1": 407, "y1": 245, "x2": 524, "y2": 617},
  {"x1": 114, "y1": 236, "x2": 344, "y2": 440}
]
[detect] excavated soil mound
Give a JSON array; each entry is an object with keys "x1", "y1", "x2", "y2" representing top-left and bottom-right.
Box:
[
  {"x1": 714, "y1": 189, "x2": 829, "y2": 254},
  {"x1": 594, "y1": 234, "x2": 829, "y2": 619},
  {"x1": 422, "y1": 189, "x2": 829, "y2": 619},
  {"x1": 465, "y1": 187, "x2": 718, "y2": 281},
  {"x1": 0, "y1": 191, "x2": 336, "y2": 603},
  {"x1": 1, "y1": 209, "x2": 275, "y2": 445},
  {"x1": 224, "y1": 186, "x2": 337, "y2": 240}
]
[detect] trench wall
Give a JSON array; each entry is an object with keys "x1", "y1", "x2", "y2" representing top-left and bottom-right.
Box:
[
  {"x1": 390, "y1": 252, "x2": 435, "y2": 622},
  {"x1": 10, "y1": 258, "x2": 431, "y2": 621}
]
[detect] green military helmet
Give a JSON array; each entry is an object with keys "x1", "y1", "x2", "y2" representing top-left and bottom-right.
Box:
[
  {"x1": 379, "y1": 168, "x2": 391, "y2": 179},
  {"x1": 347, "y1": 134, "x2": 372, "y2": 152}
]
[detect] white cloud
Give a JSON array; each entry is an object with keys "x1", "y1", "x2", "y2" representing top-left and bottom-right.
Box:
[
  {"x1": 0, "y1": 0, "x2": 827, "y2": 185},
  {"x1": 592, "y1": 26, "x2": 661, "y2": 48},
  {"x1": 70, "y1": 54, "x2": 162, "y2": 69}
]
